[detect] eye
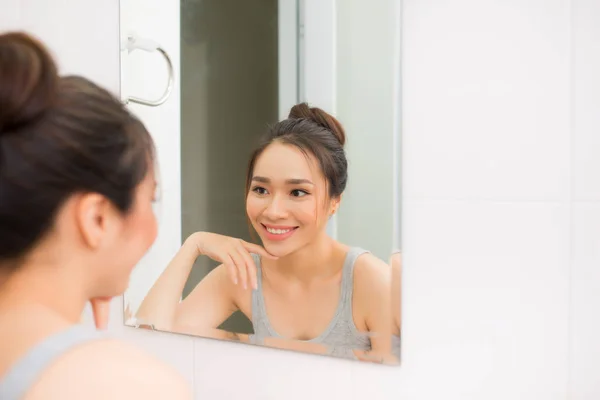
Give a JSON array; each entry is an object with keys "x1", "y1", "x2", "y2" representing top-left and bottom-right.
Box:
[
  {"x1": 291, "y1": 189, "x2": 309, "y2": 197},
  {"x1": 252, "y1": 186, "x2": 269, "y2": 195}
]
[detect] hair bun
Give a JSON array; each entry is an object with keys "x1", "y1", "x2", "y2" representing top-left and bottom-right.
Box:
[
  {"x1": 0, "y1": 32, "x2": 58, "y2": 134},
  {"x1": 288, "y1": 102, "x2": 346, "y2": 146}
]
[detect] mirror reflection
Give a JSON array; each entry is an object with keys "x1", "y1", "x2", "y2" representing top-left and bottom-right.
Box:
[{"x1": 124, "y1": 0, "x2": 401, "y2": 365}]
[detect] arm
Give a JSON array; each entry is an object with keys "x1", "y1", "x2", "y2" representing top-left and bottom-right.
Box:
[
  {"x1": 353, "y1": 253, "x2": 396, "y2": 364},
  {"x1": 170, "y1": 263, "x2": 240, "y2": 336},
  {"x1": 389, "y1": 252, "x2": 402, "y2": 334},
  {"x1": 135, "y1": 233, "x2": 204, "y2": 331},
  {"x1": 136, "y1": 231, "x2": 273, "y2": 334}
]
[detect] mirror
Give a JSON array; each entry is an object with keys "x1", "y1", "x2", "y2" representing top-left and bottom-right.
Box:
[{"x1": 122, "y1": 0, "x2": 401, "y2": 365}]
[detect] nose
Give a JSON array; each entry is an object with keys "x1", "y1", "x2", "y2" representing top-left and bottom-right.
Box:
[{"x1": 263, "y1": 195, "x2": 288, "y2": 220}]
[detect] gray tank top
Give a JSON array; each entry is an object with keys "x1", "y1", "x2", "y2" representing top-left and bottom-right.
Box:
[
  {"x1": 392, "y1": 333, "x2": 401, "y2": 361},
  {"x1": 0, "y1": 324, "x2": 105, "y2": 400},
  {"x1": 249, "y1": 247, "x2": 373, "y2": 360}
]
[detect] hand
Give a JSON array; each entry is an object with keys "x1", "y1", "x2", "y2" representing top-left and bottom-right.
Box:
[
  {"x1": 90, "y1": 296, "x2": 112, "y2": 330},
  {"x1": 188, "y1": 232, "x2": 278, "y2": 290}
]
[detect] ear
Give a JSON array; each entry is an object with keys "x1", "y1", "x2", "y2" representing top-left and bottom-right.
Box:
[
  {"x1": 329, "y1": 195, "x2": 341, "y2": 216},
  {"x1": 74, "y1": 193, "x2": 116, "y2": 249}
]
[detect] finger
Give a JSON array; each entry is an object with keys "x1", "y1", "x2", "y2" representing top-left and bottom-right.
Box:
[
  {"x1": 224, "y1": 255, "x2": 239, "y2": 286},
  {"x1": 228, "y1": 249, "x2": 249, "y2": 290},
  {"x1": 240, "y1": 241, "x2": 278, "y2": 259},
  {"x1": 355, "y1": 349, "x2": 386, "y2": 364},
  {"x1": 236, "y1": 244, "x2": 258, "y2": 290},
  {"x1": 90, "y1": 297, "x2": 111, "y2": 330}
]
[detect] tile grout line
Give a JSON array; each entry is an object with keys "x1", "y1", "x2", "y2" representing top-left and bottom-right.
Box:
[{"x1": 566, "y1": 0, "x2": 575, "y2": 397}]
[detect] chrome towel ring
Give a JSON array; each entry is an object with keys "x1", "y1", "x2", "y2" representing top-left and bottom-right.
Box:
[{"x1": 122, "y1": 33, "x2": 174, "y2": 107}]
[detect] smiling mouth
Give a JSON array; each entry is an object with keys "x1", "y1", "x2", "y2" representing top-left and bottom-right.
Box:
[{"x1": 261, "y1": 224, "x2": 299, "y2": 235}]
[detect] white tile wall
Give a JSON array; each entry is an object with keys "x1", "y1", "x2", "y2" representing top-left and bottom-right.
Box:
[
  {"x1": 572, "y1": 0, "x2": 600, "y2": 201},
  {"x1": 193, "y1": 338, "x2": 357, "y2": 400},
  {"x1": 0, "y1": 0, "x2": 20, "y2": 31},
  {"x1": 570, "y1": 1, "x2": 600, "y2": 399},
  {"x1": 571, "y1": 203, "x2": 600, "y2": 399},
  {"x1": 402, "y1": 0, "x2": 571, "y2": 202},
  {"x1": 4, "y1": 0, "x2": 600, "y2": 399},
  {"x1": 400, "y1": 201, "x2": 569, "y2": 399},
  {"x1": 16, "y1": 0, "x2": 120, "y2": 92}
]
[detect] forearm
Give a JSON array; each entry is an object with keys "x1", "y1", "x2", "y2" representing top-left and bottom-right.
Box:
[{"x1": 135, "y1": 233, "x2": 202, "y2": 330}]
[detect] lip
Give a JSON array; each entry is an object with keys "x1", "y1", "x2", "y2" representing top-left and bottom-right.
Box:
[{"x1": 260, "y1": 223, "x2": 298, "y2": 242}]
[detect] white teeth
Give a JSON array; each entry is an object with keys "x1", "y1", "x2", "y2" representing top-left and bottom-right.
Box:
[{"x1": 266, "y1": 227, "x2": 292, "y2": 234}]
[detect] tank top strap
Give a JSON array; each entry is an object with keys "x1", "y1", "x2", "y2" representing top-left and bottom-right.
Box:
[
  {"x1": 250, "y1": 252, "x2": 264, "y2": 323},
  {"x1": 339, "y1": 247, "x2": 370, "y2": 316},
  {"x1": 250, "y1": 252, "x2": 263, "y2": 287},
  {"x1": 249, "y1": 252, "x2": 267, "y2": 344},
  {"x1": 0, "y1": 324, "x2": 106, "y2": 400}
]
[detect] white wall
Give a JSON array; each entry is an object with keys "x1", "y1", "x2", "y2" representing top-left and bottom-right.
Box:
[
  {"x1": 571, "y1": 0, "x2": 600, "y2": 398},
  {"x1": 300, "y1": 0, "x2": 340, "y2": 240},
  {"x1": 5, "y1": 0, "x2": 600, "y2": 399},
  {"x1": 335, "y1": 0, "x2": 400, "y2": 260}
]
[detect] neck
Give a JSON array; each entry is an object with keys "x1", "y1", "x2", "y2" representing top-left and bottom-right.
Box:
[
  {"x1": 267, "y1": 233, "x2": 346, "y2": 282},
  {"x1": 0, "y1": 257, "x2": 90, "y2": 325}
]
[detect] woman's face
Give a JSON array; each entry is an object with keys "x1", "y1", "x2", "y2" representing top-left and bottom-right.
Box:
[{"x1": 246, "y1": 142, "x2": 338, "y2": 257}]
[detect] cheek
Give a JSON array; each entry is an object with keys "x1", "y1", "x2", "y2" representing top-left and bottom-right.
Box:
[
  {"x1": 126, "y1": 202, "x2": 158, "y2": 250},
  {"x1": 296, "y1": 198, "x2": 322, "y2": 227},
  {"x1": 246, "y1": 196, "x2": 261, "y2": 220},
  {"x1": 142, "y1": 205, "x2": 158, "y2": 245},
  {"x1": 145, "y1": 210, "x2": 158, "y2": 244}
]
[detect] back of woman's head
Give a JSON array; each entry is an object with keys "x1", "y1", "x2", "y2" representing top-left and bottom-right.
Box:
[
  {"x1": 245, "y1": 102, "x2": 348, "y2": 199},
  {"x1": 0, "y1": 32, "x2": 155, "y2": 265}
]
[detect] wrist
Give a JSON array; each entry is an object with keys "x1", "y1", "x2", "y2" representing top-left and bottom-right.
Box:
[{"x1": 184, "y1": 231, "x2": 205, "y2": 257}]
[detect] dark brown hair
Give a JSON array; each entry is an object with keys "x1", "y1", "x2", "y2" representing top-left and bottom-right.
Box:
[
  {"x1": 0, "y1": 32, "x2": 155, "y2": 264},
  {"x1": 245, "y1": 102, "x2": 348, "y2": 199}
]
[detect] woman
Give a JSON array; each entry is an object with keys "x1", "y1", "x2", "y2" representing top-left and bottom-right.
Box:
[
  {"x1": 136, "y1": 103, "x2": 395, "y2": 363},
  {"x1": 0, "y1": 32, "x2": 191, "y2": 399}
]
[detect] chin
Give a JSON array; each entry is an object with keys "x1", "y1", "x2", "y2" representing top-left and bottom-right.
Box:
[
  {"x1": 266, "y1": 248, "x2": 291, "y2": 258},
  {"x1": 262, "y1": 240, "x2": 303, "y2": 259},
  {"x1": 106, "y1": 275, "x2": 131, "y2": 297}
]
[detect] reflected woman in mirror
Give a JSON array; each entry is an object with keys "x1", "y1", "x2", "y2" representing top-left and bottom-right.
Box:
[{"x1": 137, "y1": 103, "x2": 395, "y2": 363}]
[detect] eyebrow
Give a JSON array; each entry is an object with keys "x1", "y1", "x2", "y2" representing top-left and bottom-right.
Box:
[{"x1": 252, "y1": 176, "x2": 314, "y2": 185}]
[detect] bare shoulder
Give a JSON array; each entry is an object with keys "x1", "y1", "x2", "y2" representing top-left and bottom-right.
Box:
[
  {"x1": 353, "y1": 252, "x2": 392, "y2": 292},
  {"x1": 352, "y1": 252, "x2": 393, "y2": 335},
  {"x1": 27, "y1": 339, "x2": 192, "y2": 400},
  {"x1": 389, "y1": 252, "x2": 402, "y2": 268},
  {"x1": 352, "y1": 252, "x2": 392, "y2": 315}
]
